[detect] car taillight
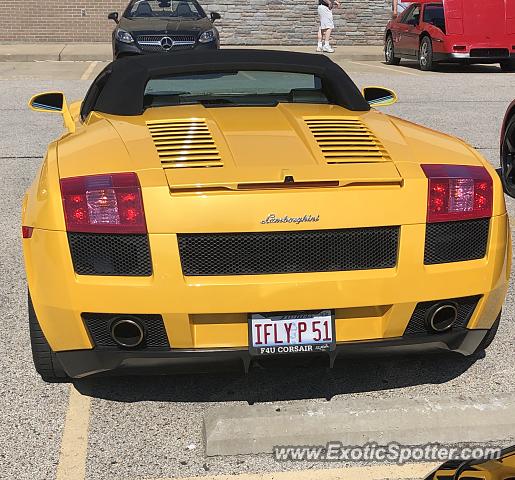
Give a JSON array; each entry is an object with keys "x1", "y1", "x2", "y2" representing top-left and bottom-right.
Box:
[
  {"x1": 60, "y1": 173, "x2": 146, "y2": 233},
  {"x1": 422, "y1": 164, "x2": 493, "y2": 223},
  {"x1": 22, "y1": 226, "x2": 34, "y2": 238}
]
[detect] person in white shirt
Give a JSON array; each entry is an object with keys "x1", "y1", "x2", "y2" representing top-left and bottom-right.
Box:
[{"x1": 317, "y1": 0, "x2": 340, "y2": 53}]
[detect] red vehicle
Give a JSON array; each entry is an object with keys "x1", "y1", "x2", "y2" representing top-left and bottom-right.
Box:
[{"x1": 385, "y1": 0, "x2": 515, "y2": 71}]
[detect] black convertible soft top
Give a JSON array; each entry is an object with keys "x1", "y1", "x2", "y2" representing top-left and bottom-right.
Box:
[{"x1": 85, "y1": 49, "x2": 370, "y2": 117}]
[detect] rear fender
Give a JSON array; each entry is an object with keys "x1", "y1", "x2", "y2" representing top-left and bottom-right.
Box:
[{"x1": 22, "y1": 142, "x2": 66, "y2": 231}]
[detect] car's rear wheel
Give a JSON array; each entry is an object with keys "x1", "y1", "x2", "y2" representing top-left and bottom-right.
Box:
[
  {"x1": 29, "y1": 292, "x2": 69, "y2": 382},
  {"x1": 501, "y1": 115, "x2": 515, "y2": 197},
  {"x1": 385, "y1": 34, "x2": 401, "y2": 65},
  {"x1": 500, "y1": 60, "x2": 515, "y2": 72},
  {"x1": 473, "y1": 312, "x2": 501, "y2": 355},
  {"x1": 419, "y1": 36, "x2": 434, "y2": 71}
]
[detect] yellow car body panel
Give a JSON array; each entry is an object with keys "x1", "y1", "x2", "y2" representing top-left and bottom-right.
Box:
[
  {"x1": 22, "y1": 93, "x2": 511, "y2": 376},
  {"x1": 430, "y1": 451, "x2": 515, "y2": 480}
]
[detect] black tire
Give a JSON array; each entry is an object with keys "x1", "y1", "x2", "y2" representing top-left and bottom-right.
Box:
[
  {"x1": 500, "y1": 60, "x2": 515, "y2": 72},
  {"x1": 501, "y1": 115, "x2": 515, "y2": 197},
  {"x1": 385, "y1": 34, "x2": 401, "y2": 65},
  {"x1": 473, "y1": 312, "x2": 501, "y2": 355},
  {"x1": 419, "y1": 36, "x2": 434, "y2": 71},
  {"x1": 29, "y1": 293, "x2": 69, "y2": 382}
]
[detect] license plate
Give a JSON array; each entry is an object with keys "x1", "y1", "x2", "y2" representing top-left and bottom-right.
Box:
[{"x1": 248, "y1": 310, "x2": 335, "y2": 356}]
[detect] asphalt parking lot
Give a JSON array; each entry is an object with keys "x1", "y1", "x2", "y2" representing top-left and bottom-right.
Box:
[{"x1": 1, "y1": 58, "x2": 514, "y2": 480}]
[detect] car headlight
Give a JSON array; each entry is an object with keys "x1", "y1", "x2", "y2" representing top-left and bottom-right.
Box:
[
  {"x1": 199, "y1": 29, "x2": 216, "y2": 43},
  {"x1": 116, "y1": 29, "x2": 134, "y2": 44}
]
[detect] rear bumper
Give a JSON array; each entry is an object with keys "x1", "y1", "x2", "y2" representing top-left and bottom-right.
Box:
[
  {"x1": 57, "y1": 328, "x2": 489, "y2": 378},
  {"x1": 24, "y1": 214, "x2": 511, "y2": 354},
  {"x1": 434, "y1": 52, "x2": 515, "y2": 63}
]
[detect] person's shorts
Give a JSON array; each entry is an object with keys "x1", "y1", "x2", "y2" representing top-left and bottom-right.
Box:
[{"x1": 318, "y1": 5, "x2": 334, "y2": 30}]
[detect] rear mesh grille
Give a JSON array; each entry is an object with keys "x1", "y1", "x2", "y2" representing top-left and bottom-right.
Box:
[
  {"x1": 82, "y1": 313, "x2": 169, "y2": 349},
  {"x1": 424, "y1": 219, "x2": 489, "y2": 265},
  {"x1": 68, "y1": 233, "x2": 152, "y2": 276},
  {"x1": 470, "y1": 48, "x2": 509, "y2": 58},
  {"x1": 304, "y1": 117, "x2": 390, "y2": 164},
  {"x1": 403, "y1": 296, "x2": 481, "y2": 336},
  {"x1": 147, "y1": 119, "x2": 223, "y2": 168},
  {"x1": 178, "y1": 226, "x2": 400, "y2": 276}
]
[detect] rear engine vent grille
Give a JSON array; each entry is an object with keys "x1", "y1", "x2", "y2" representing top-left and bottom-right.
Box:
[
  {"x1": 68, "y1": 233, "x2": 152, "y2": 276},
  {"x1": 404, "y1": 296, "x2": 481, "y2": 336},
  {"x1": 424, "y1": 219, "x2": 489, "y2": 265},
  {"x1": 147, "y1": 119, "x2": 223, "y2": 169},
  {"x1": 178, "y1": 226, "x2": 400, "y2": 276},
  {"x1": 82, "y1": 313, "x2": 169, "y2": 350},
  {"x1": 470, "y1": 48, "x2": 509, "y2": 58},
  {"x1": 304, "y1": 117, "x2": 390, "y2": 163}
]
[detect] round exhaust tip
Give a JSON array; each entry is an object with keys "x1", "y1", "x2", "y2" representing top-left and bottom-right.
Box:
[
  {"x1": 426, "y1": 303, "x2": 458, "y2": 333},
  {"x1": 110, "y1": 317, "x2": 144, "y2": 348}
]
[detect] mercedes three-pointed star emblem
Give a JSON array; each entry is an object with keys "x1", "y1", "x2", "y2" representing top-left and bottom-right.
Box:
[{"x1": 160, "y1": 36, "x2": 174, "y2": 50}]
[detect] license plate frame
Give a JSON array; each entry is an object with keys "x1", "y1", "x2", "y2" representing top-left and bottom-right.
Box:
[{"x1": 248, "y1": 309, "x2": 336, "y2": 357}]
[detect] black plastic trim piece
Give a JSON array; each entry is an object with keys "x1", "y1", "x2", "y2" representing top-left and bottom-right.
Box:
[
  {"x1": 56, "y1": 329, "x2": 488, "y2": 378},
  {"x1": 68, "y1": 233, "x2": 152, "y2": 276},
  {"x1": 424, "y1": 219, "x2": 489, "y2": 265}
]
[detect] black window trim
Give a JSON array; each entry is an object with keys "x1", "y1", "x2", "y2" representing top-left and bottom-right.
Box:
[
  {"x1": 423, "y1": 4, "x2": 444, "y2": 19},
  {"x1": 401, "y1": 4, "x2": 421, "y2": 26},
  {"x1": 398, "y1": 4, "x2": 415, "y2": 23},
  {"x1": 422, "y1": 3, "x2": 445, "y2": 28},
  {"x1": 80, "y1": 68, "x2": 112, "y2": 122},
  {"x1": 87, "y1": 50, "x2": 371, "y2": 116}
]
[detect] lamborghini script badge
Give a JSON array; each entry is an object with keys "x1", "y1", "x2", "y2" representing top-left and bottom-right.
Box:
[{"x1": 261, "y1": 214, "x2": 320, "y2": 225}]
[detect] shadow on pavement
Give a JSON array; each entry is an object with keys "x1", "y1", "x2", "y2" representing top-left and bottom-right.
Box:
[
  {"x1": 74, "y1": 351, "x2": 481, "y2": 404},
  {"x1": 386, "y1": 60, "x2": 504, "y2": 74}
]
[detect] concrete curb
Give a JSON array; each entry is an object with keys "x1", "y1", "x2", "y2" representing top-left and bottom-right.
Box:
[
  {"x1": 0, "y1": 44, "x2": 66, "y2": 62},
  {"x1": 59, "y1": 44, "x2": 113, "y2": 62},
  {"x1": 203, "y1": 394, "x2": 515, "y2": 456},
  {"x1": 0, "y1": 43, "x2": 384, "y2": 62}
]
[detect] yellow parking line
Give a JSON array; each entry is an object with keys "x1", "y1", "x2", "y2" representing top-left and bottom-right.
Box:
[
  {"x1": 81, "y1": 61, "x2": 99, "y2": 81},
  {"x1": 350, "y1": 61, "x2": 420, "y2": 76},
  {"x1": 146, "y1": 462, "x2": 439, "y2": 480},
  {"x1": 56, "y1": 385, "x2": 92, "y2": 480}
]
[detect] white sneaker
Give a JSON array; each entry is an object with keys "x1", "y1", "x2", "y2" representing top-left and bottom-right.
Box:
[
  {"x1": 323, "y1": 44, "x2": 335, "y2": 53},
  {"x1": 316, "y1": 44, "x2": 323, "y2": 52}
]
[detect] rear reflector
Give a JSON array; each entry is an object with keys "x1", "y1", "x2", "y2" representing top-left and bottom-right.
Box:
[
  {"x1": 422, "y1": 165, "x2": 492, "y2": 223},
  {"x1": 60, "y1": 173, "x2": 147, "y2": 234},
  {"x1": 22, "y1": 226, "x2": 34, "y2": 238}
]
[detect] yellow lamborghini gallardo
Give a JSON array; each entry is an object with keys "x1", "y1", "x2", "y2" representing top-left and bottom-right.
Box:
[
  {"x1": 23, "y1": 50, "x2": 511, "y2": 381},
  {"x1": 424, "y1": 445, "x2": 515, "y2": 480}
]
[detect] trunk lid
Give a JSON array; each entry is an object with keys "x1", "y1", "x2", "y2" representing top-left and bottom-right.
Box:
[
  {"x1": 123, "y1": 103, "x2": 405, "y2": 191},
  {"x1": 58, "y1": 104, "x2": 484, "y2": 232}
]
